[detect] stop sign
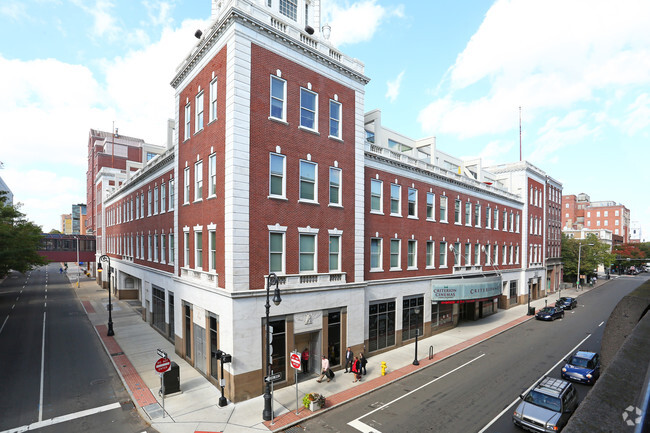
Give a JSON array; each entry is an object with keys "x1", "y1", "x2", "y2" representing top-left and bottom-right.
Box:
[
  {"x1": 290, "y1": 351, "x2": 301, "y2": 369},
  {"x1": 155, "y1": 357, "x2": 171, "y2": 373}
]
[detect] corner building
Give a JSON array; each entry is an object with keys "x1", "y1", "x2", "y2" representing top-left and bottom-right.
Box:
[{"x1": 95, "y1": 0, "x2": 564, "y2": 404}]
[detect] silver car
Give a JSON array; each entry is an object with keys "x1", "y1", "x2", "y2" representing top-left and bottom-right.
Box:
[{"x1": 512, "y1": 376, "x2": 579, "y2": 432}]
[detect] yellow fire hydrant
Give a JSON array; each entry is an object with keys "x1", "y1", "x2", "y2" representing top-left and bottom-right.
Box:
[{"x1": 381, "y1": 361, "x2": 387, "y2": 376}]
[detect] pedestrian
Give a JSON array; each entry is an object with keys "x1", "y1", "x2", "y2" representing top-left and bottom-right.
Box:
[
  {"x1": 316, "y1": 355, "x2": 330, "y2": 383},
  {"x1": 59, "y1": 267, "x2": 63, "y2": 274},
  {"x1": 359, "y1": 353, "x2": 367, "y2": 375},
  {"x1": 344, "y1": 347, "x2": 353, "y2": 373},
  {"x1": 352, "y1": 356, "x2": 362, "y2": 382},
  {"x1": 301, "y1": 347, "x2": 310, "y2": 374}
]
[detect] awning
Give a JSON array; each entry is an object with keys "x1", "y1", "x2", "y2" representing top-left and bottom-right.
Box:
[{"x1": 431, "y1": 276, "x2": 502, "y2": 302}]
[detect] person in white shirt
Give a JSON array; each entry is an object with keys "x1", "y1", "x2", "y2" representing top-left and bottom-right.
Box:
[{"x1": 316, "y1": 356, "x2": 330, "y2": 383}]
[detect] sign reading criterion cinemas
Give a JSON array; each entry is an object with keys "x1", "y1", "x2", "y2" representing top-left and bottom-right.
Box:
[{"x1": 431, "y1": 276, "x2": 502, "y2": 302}]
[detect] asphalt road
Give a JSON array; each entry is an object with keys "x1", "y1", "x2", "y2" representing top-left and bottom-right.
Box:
[
  {"x1": 0, "y1": 263, "x2": 153, "y2": 433},
  {"x1": 294, "y1": 275, "x2": 643, "y2": 433}
]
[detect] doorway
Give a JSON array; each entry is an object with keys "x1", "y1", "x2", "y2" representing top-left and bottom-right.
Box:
[{"x1": 294, "y1": 331, "x2": 321, "y2": 381}]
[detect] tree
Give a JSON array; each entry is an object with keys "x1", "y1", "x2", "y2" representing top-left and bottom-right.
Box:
[
  {"x1": 0, "y1": 194, "x2": 48, "y2": 278},
  {"x1": 49, "y1": 229, "x2": 62, "y2": 234},
  {"x1": 561, "y1": 233, "x2": 614, "y2": 283},
  {"x1": 612, "y1": 243, "x2": 647, "y2": 272}
]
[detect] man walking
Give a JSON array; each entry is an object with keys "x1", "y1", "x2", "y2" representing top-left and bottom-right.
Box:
[
  {"x1": 316, "y1": 355, "x2": 330, "y2": 383},
  {"x1": 344, "y1": 347, "x2": 353, "y2": 373}
]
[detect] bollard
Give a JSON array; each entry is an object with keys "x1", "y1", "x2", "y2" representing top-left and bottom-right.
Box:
[{"x1": 381, "y1": 361, "x2": 387, "y2": 376}]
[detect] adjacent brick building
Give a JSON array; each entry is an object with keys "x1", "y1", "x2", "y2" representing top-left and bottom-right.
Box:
[
  {"x1": 93, "y1": 0, "x2": 564, "y2": 403},
  {"x1": 562, "y1": 193, "x2": 630, "y2": 243}
]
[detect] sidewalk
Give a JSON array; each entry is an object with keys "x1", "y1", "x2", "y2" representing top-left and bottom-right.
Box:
[{"x1": 66, "y1": 264, "x2": 613, "y2": 433}]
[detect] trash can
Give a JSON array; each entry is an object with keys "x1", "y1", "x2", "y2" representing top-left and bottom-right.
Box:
[
  {"x1": 160, "y1": 362, "x2": 180, "y2": 395},
  {"x1": 528, "y1": 307, "x2": 536, "y2": 316}
]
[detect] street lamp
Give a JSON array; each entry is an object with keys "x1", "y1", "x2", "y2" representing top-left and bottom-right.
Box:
[
  {"x1": 97, "y1": 254, "x2": 115, "y2": 336},
  {"x1": 75, "y1": 236, "x2": 80, "y2": 288},
  {"x1": 412, "y1": 306, "x2": 421, "y2": 366},
  {"x1": 262, "y1": 273, "x2": 282, "y2": 421},
  {"x1": 215, "y1": 350, "x2": 232, "y2": 407},
  {"x1": 576, "y1": 243, "x2": 594, "y2": 290}
]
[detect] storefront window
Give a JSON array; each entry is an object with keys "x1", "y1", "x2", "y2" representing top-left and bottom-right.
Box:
[
  {"x1": 368, "y1": 300, "x2": 396, "y2": 352},
  {"x1": 168, "y1": 292, "x2": 175, "y2": 339},
  {"x1": 402, "y1": 296, "x2": 424, "y2": 340},
  {"x1": 209, "y1": 315, "x2": 219, "y2": 380},
  {"x1": 152, "y1": 287, "x2": 165, "y2": 332},
  {"x1": 327, "y1": 311, "x2": 341, "y2": 366},
  {"x1": 269, "y1": 319, "x2": 286, "y2": 381},
  {"x1": 431, "y1": 302, "x2": 453, "y2": 328},
  {"x1": 509, "y1": 281, "x2": 518, "y2": 303}
]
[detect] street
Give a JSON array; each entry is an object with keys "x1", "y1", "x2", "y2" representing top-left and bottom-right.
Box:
[
  {"x1": 294, "y1": 276, "x2": 643, "y2": 433},
  {"x1": 0, "y1": 263, "x2": 153, "y2": 433}
]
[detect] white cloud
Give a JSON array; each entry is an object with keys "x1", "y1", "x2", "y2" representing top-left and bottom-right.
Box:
[
  {"x1": 322, "y1": 0, "x2": 404, "y2": 47},
  {"x1": 71, "y1": 0, "x2": 122, "y2": 41},
  {"x1": 0, "y1": 0, "x2": 28, "y2": 20},
  {"x1": 623, "y1": 93, "x2": 650, "y2": 136},
  {"x1": 385, "y1": 70, "x2": 405, "y2": 103}
]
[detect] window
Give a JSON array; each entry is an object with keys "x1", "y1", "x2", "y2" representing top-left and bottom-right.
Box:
[
  {"x1": 486, "y1": 206, "x2": 491, "y2": 228},
  {"x1": 615, "y1": 210, "x2": 619, "y2": 216},
  {"x1": 515, "y1": 245, "x2": 519, "y2": 264},
  {"x1": 426, "y1": 241, "x2": 434, "y2": 268},
  {"x1": 485, "y1": 244, "x2": 491, "y2": 265},
  {"x1": 299, "y1": 234, "x2": 316, "y2": 272},
  {"x1": 329, "y1": 100, "x2": 341, "y2": 138},
  {"x1": 370, "y1": 179, "x2": 383, "y2": 213},
  {"x1": 195, "y1": 231, "x2": 203, "y2": 269},
  {"x1": 408, "y1": 188, "x2": 417, "y2": 217},
  {"x1": 209, "y1": 154, "x2": 217, "y2": 197},
  {"x1": 502, "y1": 245, "x2": 507, "y2": 265},
  {"x1": 161, "y1": 184, "x2": 166, "y2": 213},
  {"x1": 390, "y1": 184, "x2": 401, "y2": 215},
  {"x1": 147, "y1": 190, "x2": 152, "y2": 216},
  {"x1": 509, "y1": 245, "x2": 513, "y2": 264},
  {"x1": 268, "y1": 319, "x2": 287, "y2": 381},
  {"x1": 161, "y1": 234, "x2": 166, "y2": 263},
  {"x1": 454, "y1": 199, "x2": 461, "y2": 224},
  {"x1": 184, "y1": 103, "x2": 190, "y2": 140},
  {"x1": 209, "y1": 78, "x2": 218, "y2": 122},
  {"x1": 329, "y1": 167, "x2": 341, "y2": 205},
  {"x1": 270, "y1": 76, "x2": 286, "y2": 120},
  {"x1": 183, "y1": 232, "x2": 189, "y2": 267},
  {"x1": 390, "y1": 239, "x2": 401, "y2": 270},
  {"x1": 327, "y1": 311, "x2": 341, "y2": 367},
  {"x1": 615, "y1": 219, "x2": 619, "y2": 226},
  {"x1": 209, "y1": 314, "x2": 219, "y2": 380},
  {"x1": 299, "y1": 160, "x2": 317, "y2": 201},
  {"x1": 493, "y1": 243, "x2": 498, "y2": 264},
  {"x1": 474, "y1": 242, "x2": 480, "y2": 265},
  {"x1": 300, "y1": 88, "x2": 317, "y2": 130},
  {"x1": 195, "y1": 91, "x2": 204, "y2": 132},
  {"x1": 426, "y1": 193, "x2": 435, "y2": 220},
  {"x1": 597, "y1": 211, "x2": 601, "y2": 217},
  {"x1": 154, "y1": 233, "x2": 159, "y2": 262},
  {"x1": 169, "y1": 179, "x2": 175, "y2": 210},
  {"x1": 503, "y1": 210, "x2": 508, "y2": 230},
  {"x1": 269, "y1": 153, "x2": 286, "y2": 198},
  {"x1": 269, "y1": 232, "x2": 284, "y2": 273},
  {"x1": 439, "y1": 241, "x2": 447, "y2": 268},
  {"x1": 407, "y1": 240, "x2": 417, "y2": 269},
  {"x1": 510, "y1": 212, "x2": 514, "y2": 232},
  {"x1": 474, "y1": 204, "x2": 480, "y2": 226},
  {"x1": 440, "y1": 196, "x2": 448, "y2": 222},
  {"x1": 493, "y1": 208, "x2": 499, "y2": 230},
  {"x1": 148, "y1": 234, "x2": 152, "y2": 260},
  {"x1": 154, "y1": 187, "x2": 159, "y2": 214},
  {"x1": 370, "y1": 238, "x2": 382, "y2": 270},
  {"x1": 135, "y1": 195, "x2": 140, "y2": 219},
  {"x1": 184, "y1": 168, "x2": 190, "y2": 204},
  {"x1": 368, "y1": 300, "x2": 396, "y2": 352},
  {"x1": 464, "y1": 243, "x2": 471, "y2": 265},
  {"x1": 209, "y1": 230, "x2": 216, "y2": 271},
  {"x1": 195, "y1": 161, "x2": 203, "y2": 200},
  {"x1": 329, "y1": 235, "x2": 340, "y2": 271},
  {"x1": 402, "y1": 296, "x2": 424, "y2": 341},
  {"x1": 465, "y1": 202, "x2": 471, "y2": 225},
  {"x1": 279, "y1": 0, "x2": 297, "y2": 20}
]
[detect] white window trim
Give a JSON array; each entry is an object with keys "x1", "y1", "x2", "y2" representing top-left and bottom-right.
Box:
[
  {"x1": 184, "y1": 103, "x2": 191, "y2": 141},
  {"x1": 407, "y1": 239, "x2": 418, "y2": 270},
  {"x1": 407, "y1": 187, "x2": 418, "y2": 219},
  {"x1": 269, "y1": 153, "x2": 287, "y2": 199},
  {"x1": 370, "y1": 238, "x2": 383, "y2": 272},
  {"x1": 299, "y1": 160, "x2": 318, "y2": 203},
  {"x1": 390, "y1": 184, "x2": 402, "y2": 217},
  {"x1": 269, "y1": 75, "x2": 287, "y2": 122},
  {"x1": 370, "y1": 178, "x2": 384, "y2": 214},
  {"x1": 194, "y1": 160, "x2": 203, "y2": 202},
  {"x1": 209, "y1": 77, "x2": 218, "y2": 123},
  {"x1": 328, "y1": 99, "x2": 342, "y2": 140},
  {"x1": 389, "y1": 238, "x2": 402, "y2": 271},
  {"x1": 329, "y1": 166, "x2": 342, "y2": 207},
  {"x1": 299, "y1": 87, "x2": 318, "y2": 132},
  {"x1": 195, "y1": 91, "x2": 204, "y2": 133}
]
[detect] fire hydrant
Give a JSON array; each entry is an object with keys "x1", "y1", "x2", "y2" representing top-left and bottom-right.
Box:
[{"x1": 381, "y1": 361, "x2": 387, "y2": 376}]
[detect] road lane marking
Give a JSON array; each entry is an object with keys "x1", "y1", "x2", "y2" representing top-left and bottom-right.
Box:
[
  {"x1": 477, "y1": 333, "x2": 592, "y2": 433},
  {"x1": 39, "y1": 312, "x2": 46, "y2": 422},
  {"x1": 0, "y1": 402, "x2": 121, "y2": 433},
  {"x1": 348, "y1": 354, "x2": 486, "y2": 433},
  {"x1": 599, "y1": 321, "x2": 604, "y2": 327},
  {"x1": 0, "y1": 315, "x2": 8, "y2": 335}
]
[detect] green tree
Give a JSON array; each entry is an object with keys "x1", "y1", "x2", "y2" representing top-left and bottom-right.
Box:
[
  {"x1": 0, "y1": 194, "x2": 48, "y2": 277},
  {"x1": 561, "y1": 233, "x2": 614, "y2": 283},
  {"x1": 49, "y1": 229, "x2": 62, "y2": 234}
]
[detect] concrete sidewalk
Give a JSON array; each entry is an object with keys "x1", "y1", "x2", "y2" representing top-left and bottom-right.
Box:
[{"x1": 65, "y1": 264, "x2": 614, "y2": 433}]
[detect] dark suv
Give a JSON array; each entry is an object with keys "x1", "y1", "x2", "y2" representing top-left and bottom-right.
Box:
[{"x1": 513, "y1": 376, "x2": 579, "y2": 432}]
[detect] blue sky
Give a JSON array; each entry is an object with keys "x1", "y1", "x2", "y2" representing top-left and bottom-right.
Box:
[{"x1": 1, "y1": 0, "x2": 649, "y2": 241}]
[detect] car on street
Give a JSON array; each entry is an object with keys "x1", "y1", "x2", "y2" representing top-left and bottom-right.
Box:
[
  {"x1": 513, "y1": 376, "x2": 579, "y2": 432},
  {"x1": 535, "y1": 306, "x2": 564, "y2": 321},
  {"x1": 561, "y1": 351, "x2": 600, "y2": 385},
  {"x1": 556, "y1": 297, "x2": 577, "y2": 310}
]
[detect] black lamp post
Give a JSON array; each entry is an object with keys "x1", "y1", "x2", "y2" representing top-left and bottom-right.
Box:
[
  {"x1": 412, "y1": 306, "x2": 421, "y2": 366},
  {"x1": 97, "y1": 254, "x2": 115, "y2": 336},
  {"x1": 527, "y1": 277, "x2": 533, "y2": 315},
  {"x1": 215, "y1": 350, "x2": 231, "y2": 407},
  {"x1": 262, "y1": 273, "x2": 282, "y2": 421}
]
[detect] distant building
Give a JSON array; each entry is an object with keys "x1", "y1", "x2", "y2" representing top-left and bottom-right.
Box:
[
  {"x1": 0, "y1": 176, "x2": 13, "y2": 204},
  {"x1": 564, "y1": 228, "x2": 614, "y2": 251},
  {"x1": 72, "y1": 203, "x2": 87, "y2": 234},
  {"x1": 562, "y1": 193, "x2": 630, "y2": 242},
  {"x1": 61, "y1": 214, "x2": 72, "y2": 234},
  {"x1": 629, "y1": 221, "x2": 644, "y2": 243}
]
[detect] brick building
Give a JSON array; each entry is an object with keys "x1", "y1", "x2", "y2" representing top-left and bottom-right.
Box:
[
  {"x1": 94, "y1": 0, "x2": 564, "y2": 404},
  {"x1": 562, "y1": 193, "x2": 630, "y2": 242}
]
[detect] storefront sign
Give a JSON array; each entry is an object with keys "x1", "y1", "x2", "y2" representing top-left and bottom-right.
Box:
[{"x1": 432, "y1": 276, "x2": 502, "y2": 302}]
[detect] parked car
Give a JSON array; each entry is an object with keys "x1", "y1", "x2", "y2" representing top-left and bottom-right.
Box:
[
  {"x1": 561, "y1": 351, "x2": 600, "y2": 385},
  {"x1": 535, "y1": 306, "x2": 564, "y2": 321},
  {"x1": 556, "y1": 297, "x2": 577, "y2": 310},
  {"x1": 513, "y1": 376, "x2": 579, "y2": 432}
]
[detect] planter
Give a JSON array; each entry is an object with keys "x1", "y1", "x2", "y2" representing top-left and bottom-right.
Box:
[
  {"x1": 309, "y1": 400, "x2": 322, "y2": 411},
  {"x1": 303, "y1": 392, "x2": 325, "y2": 411}
]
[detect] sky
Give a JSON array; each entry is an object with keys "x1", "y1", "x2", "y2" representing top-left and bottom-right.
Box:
[{"x1": 1, "y1": 0, "x2": 649, "y2": 240}]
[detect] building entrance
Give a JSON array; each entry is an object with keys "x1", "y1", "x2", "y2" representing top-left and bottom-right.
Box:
[{"x1": 294, "y1": 330, "x2": 320, "y2": 381}]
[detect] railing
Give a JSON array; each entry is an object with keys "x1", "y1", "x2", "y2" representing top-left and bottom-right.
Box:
[
  {"x1": 181, "y1": 267, "x2": 219, "y2": 288},
  {"x1": 266, "y1": 272, "x2": 346, "y2": 289}
]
